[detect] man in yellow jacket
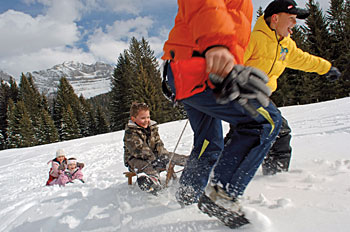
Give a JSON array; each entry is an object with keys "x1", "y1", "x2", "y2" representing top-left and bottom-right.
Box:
[{"x1": 225, "y1": 0, "x2": 341, "y2": 175}]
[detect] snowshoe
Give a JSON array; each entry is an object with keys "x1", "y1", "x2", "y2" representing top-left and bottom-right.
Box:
[
  {"x1": 198, "y1": 185, "x2": 249, "y2": 229},
  {"x1": 198, "y1": 194, "x2": 249, "y2": 229},
  {"x1": 136, "y1": 174, "x2": 162, "y2": 195}
]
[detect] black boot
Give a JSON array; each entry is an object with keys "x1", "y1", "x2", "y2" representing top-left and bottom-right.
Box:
[
  {"x1": 136, "y1": 174, "x2": 162, "y2": 195},
  {"x1": 175, "y1": 185, "x2": 200, "y2": 206},
  {"x1": 262, "y1": 155, "x2": 290, "y2": 175}
]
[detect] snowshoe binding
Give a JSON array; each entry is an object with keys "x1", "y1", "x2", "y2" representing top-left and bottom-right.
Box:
[{"x1": 136, "y1": 174, "x2": 162, "y2": 195}]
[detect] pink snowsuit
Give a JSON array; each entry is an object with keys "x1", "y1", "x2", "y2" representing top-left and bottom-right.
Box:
[
  {"x1": 49, "y1": 168, "x2": 84, "y2": 186},
  {"x1": 46, "y1": 158, "x2": 67, "y2": 185}
]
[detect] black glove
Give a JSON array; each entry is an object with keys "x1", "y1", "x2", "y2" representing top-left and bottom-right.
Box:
[
  {"x1": 324, "y1": 66, "x2": 341, "y2": 82},
  {"x1": 210, "y1": 71, "x2": 240, "y2": 105},
  {"x1": 210, "y1": 65, "x2": 272, "y2": 117}
]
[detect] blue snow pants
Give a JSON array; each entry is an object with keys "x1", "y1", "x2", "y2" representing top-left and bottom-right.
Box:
[{"x1": 167, "y1": 64, "x2": 282, "y2": 201}]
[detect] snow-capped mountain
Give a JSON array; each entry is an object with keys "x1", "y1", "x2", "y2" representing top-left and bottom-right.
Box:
[
  {"x1": 0, "y1": 69, "x2": 13, "y2": 82},
  {"x1": 26, "y1": 61, "x2": 114, "y2": 99}
]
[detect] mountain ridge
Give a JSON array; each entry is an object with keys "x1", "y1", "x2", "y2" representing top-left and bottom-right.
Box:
[{"x1": 25, "y1": 61, "x2": 114, "y2": 99}]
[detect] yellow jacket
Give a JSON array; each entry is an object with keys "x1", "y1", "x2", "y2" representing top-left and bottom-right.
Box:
[{"x1": 244, "y1": 16, "x2": 331, "y2": 92}]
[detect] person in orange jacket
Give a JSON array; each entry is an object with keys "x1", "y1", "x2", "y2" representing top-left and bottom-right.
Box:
[{"x1": 162, "y1": 0, "x2": 282, "y2": 228}]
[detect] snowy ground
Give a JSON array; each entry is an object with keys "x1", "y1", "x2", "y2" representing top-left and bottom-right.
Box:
[{"x1": 0, "y1": 97, "x2": 349, "y2": 232}]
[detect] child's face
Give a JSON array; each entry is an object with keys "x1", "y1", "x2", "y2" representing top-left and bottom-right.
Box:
[
  {"x1": 57, "y1": 156, "x2": 65, "y2": 163},
  {"x1": 68, "y1": 163, "x2": 77, "y2": 170},
  {"x1": 131, "y1": 110, "x2": 150, "y2": 128}
]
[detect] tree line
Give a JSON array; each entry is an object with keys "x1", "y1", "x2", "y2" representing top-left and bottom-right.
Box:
[{"x1": 0, "y1": 75, "x2": 110, "y2": 150}]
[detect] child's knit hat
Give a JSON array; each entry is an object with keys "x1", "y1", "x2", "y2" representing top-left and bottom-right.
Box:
[{"x1": 56, "y1": 149, "x2": 65, "y2": 158}]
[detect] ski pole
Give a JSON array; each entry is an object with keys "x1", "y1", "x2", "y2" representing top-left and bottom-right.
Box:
[{"x1": 165, "y1": 119, "x2": 189, "y2": 187}]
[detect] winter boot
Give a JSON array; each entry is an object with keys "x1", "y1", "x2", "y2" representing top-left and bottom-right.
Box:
[
  {"x1": 262, "y1": 155, "x2": 290, "y2": 175},
  {"x1": 198, "y1": 185, "x2": 249, "y2": 229},
  {"x1": 136, "y1": 174, "x2": 162, "y2": 195},
  {"x1": 175, "y1": 185, "x2": 200, "y2": 206}
]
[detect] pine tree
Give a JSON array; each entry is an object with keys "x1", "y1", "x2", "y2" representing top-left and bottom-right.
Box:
[
  {"x1": 19, "y1": 74, "x2": 44, "y2": 146},
  {"x1": 256, "y1": 7, "x2": 264, "y2": 20},
  {"x1": 95, "y1": 106, "x2": 110, "y2": 134},
  {"x1": 0, "y1": 130, "x2": 4, "y2": 150},
  {"x1": 79, "y1": 95, "x2": 97, "y2": 136},
  {"x1": 0, "y1": 78, "x2": 19, "y2": 149},
  {"x1": 327, "y1": 0, "x2": 350, "y2": 97},
  {"x1": 300, "y1": 0, "x2": 334, "y2": 103},
  {"x1": 109, "y1": 51, "x2": 134, "y2": 131},
  {"x1": 6, "y1": 100, "x2": 35, "y2": 148},
  {"x1": 109, "y1": 37, "x2": 185, "y2": 132},
  {"x1": 40, "y1": 108, "x2": 59, "y2": 144},
  {"x1": 0, "y1": 80, "x2": 10, "y2": 149},
  {"x1": 8, "y1": 77, "x2": 19, "y2": 103},
  {"x1": 53, "y1": 77, "x2": 82, "y2": 140},
  {"x1": 59, "y1": 105, "x2": 80, "y2": 141},
  {"x1": 303, "y1": 0, "x2": 331, "y2": 59}
]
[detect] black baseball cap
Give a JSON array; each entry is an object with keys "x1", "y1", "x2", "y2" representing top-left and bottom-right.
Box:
[{"x1": 264, "y1": 0, "x2": 310, "y2": 19}]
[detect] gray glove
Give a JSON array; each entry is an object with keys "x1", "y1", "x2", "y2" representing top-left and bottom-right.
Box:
[{"x1": 210, "y1": 65, "x2": 272, "y2": 117}]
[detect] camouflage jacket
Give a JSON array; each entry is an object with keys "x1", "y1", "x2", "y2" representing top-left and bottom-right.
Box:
[{"x1": 123, "y1": 120, "x2": 170, "y2": 167}]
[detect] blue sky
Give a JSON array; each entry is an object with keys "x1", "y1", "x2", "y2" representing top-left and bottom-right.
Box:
[{"x1": 0, "y1": 0, "x2": 330, "y2": 78}]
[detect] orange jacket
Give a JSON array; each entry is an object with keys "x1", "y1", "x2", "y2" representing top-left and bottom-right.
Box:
[
  {"x1": 162, "y1": 0, "x2": 253, "y2": 100},
  {"x1": 162, "y1": 0, "x2": 253, "y2": 65}
]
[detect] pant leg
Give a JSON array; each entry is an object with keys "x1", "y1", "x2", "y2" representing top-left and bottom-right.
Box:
[
  {"x1": 167, "y1": 65, "x2": 282, "y2": 200},
  {"x1": 181, "y1": 90, "x2": 281, "y2": 198},
  {"x1": 262, "y1": 115, "x2": 292, "y2": 175},
  {"x1": 178, "y1": 104, "x2": 224, "y2": 199}
]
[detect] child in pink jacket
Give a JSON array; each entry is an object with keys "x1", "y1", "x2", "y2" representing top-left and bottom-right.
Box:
[
  {"x1": 49, "y1": 158, "x2": 84, "y2": 186},
  {"x1": 46, "y1": 149, "x2": 67, "y2": 185}
]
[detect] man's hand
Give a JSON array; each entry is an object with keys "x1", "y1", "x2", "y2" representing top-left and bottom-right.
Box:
[
  {"x1": 205, "y1": 47, "x2": 235, "y2": 78},
  {"x1": 324, "y1": 66, "x2": 341, "y2": 81},
  {"x1": 209, "y1": 65, "x2": 272, "y2": 117}
]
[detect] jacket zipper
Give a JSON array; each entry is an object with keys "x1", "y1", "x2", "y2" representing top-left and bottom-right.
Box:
[{"x1": 267, "y1": 30, "x2": 280, "y2": 76}]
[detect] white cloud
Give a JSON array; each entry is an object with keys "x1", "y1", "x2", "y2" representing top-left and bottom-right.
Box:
[
  {"x1": 86, "y1": 16, "x2": 155, "y2": 62},
  {"x1": 105, "y1": 16, "x2": 153, "y2": 39},
  {"x1": 103, "y1": 0, "x2": 141, "y2": 15},
  {"x1": 0, "y1": 0, "x2": 86, "y2": 78},
  {"x1": 0, "y1": 10, "x2": 80, "y2": 57},
  {"x1": 88, "y1": 34, "x2": 128, "y2": 63},
  {"x1": 44, "y1": 0, "x2": 84, "y2": 23}
]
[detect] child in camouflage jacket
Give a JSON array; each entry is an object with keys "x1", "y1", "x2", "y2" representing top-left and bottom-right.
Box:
[{"x1": 123, "y1": 102, "x2": 188, "y2": 193}]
